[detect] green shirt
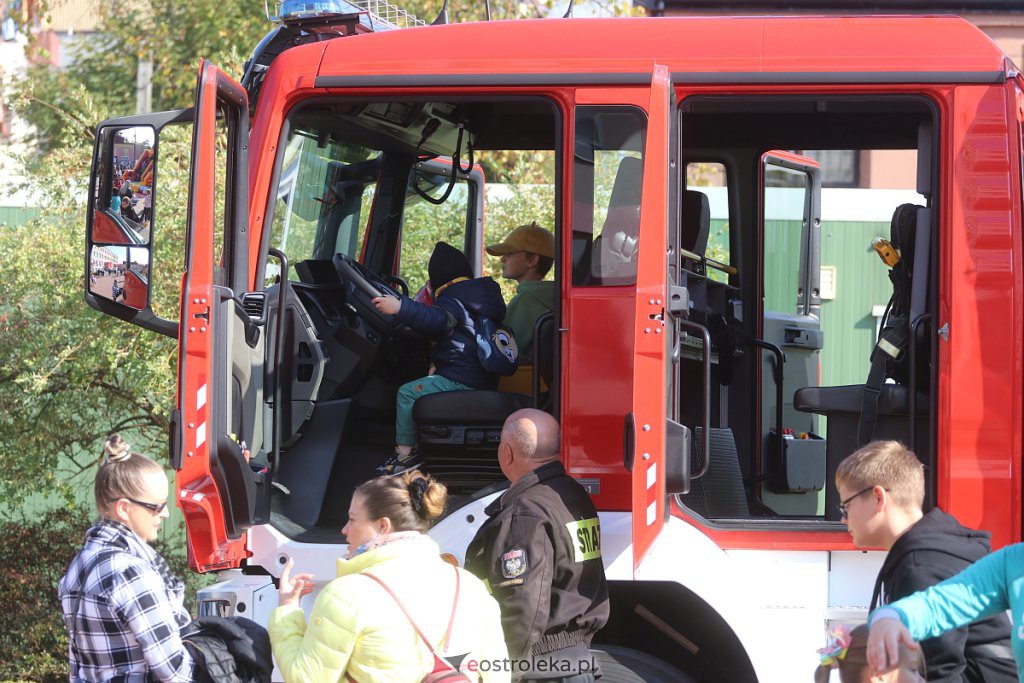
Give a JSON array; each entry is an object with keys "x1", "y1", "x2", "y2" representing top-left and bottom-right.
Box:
[{"x1": 505, "y1": 279, "x2": 556, "y2": 361}]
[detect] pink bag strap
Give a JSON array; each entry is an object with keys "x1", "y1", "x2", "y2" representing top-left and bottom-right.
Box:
[{"x1": 362, "y1": 563, "x2": 461, "y2": 653}]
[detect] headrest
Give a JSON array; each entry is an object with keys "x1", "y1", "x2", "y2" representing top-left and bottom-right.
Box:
[
  {"x1": 609, "y1": 156, "x2": 643, "y2": 208},
  {"x1": 681, "y1": 190, "x2": 711, "y2": 255},
  {"x1": 890, "y1": 203, "x2": 922, "y2": 254},
  {"x1": 601, "y1": 156, "x2": 643, "y2": 239}
]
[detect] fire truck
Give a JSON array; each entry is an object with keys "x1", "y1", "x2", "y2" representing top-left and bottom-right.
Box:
[{"x1": 82, "y1": 3, "x2": 1024, "y2": 680}]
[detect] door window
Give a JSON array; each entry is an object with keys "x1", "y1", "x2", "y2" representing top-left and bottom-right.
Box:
[
  {"x1": 763, "y1": 164, "x2": 811, "y2": 315},
  {"x1": 571, "y1": 106, "x2": 647, "y2": 286}
]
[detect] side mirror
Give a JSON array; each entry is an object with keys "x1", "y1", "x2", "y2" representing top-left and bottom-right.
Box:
[{"x1": 85, "y1": 110, "x2": 192, "y2": 338}]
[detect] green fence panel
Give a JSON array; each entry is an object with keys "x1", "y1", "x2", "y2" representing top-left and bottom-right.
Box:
[{"x1": 0, "y1": 206, "x2": 40, "y2": 227}]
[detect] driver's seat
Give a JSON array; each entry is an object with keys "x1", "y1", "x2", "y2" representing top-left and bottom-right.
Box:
[{"x1": 413, "y1": 314, "x2": 556, "y2": 490}]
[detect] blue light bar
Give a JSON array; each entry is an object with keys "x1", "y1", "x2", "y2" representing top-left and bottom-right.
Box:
[{"x1": 265, "y1": 0, "x2": 424, "y2": 29}]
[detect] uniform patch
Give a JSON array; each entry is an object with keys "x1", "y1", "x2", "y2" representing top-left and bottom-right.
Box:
[
  {"x1": 501, "y1": 548, "x2": 529, "y2": 578},
  {"x1": 565, "y1": 517, "x2": 602, "y2": 563}
]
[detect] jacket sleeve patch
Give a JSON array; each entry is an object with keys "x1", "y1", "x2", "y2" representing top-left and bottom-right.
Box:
[
  {"x1": 501, "y1": 548, "x2": 529, "y2": 578},
  {"x1": 565, "y1": 517, "x2": 602, "y2": 562}
]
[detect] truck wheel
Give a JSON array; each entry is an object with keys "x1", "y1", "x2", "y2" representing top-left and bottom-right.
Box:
[{"x1": 590, "y1": 645, "x2": 696, "y2": 682}]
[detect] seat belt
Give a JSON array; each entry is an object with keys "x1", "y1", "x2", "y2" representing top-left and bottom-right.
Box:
[{"x1": 857, "y1": 304, "x2": 904, "y2": 448}]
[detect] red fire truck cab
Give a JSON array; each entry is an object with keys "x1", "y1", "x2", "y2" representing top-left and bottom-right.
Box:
[{"x1": 84, "y1": 11, "x2": 1024, "y2": 681}]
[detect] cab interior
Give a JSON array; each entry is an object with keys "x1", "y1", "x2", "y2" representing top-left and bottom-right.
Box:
[
  {"x1": 258, "y1": 97, "x2": 561, "y2": 541},
  {"x1": 673, "y1": 95, "x2": 937, "y2": 523}
]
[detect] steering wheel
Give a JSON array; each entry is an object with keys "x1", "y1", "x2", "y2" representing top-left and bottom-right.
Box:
[
  {"x1": 332, "y1": 253, "x2": 420, "y2": 337},
  {"x1": 333, "y1": 253, "x2": 392, "y2": 297}
]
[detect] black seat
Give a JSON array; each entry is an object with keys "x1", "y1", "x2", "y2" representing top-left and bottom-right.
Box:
[
  {"x1": 414, "y1": 390, "x2": 531, "y2": 426},
  {"x1": 794, "y1": 383, "x2": 928, "y2": 520},
  {"x1": 414, "y1": 314, "x2": 557, "y2": 490},
  {"x1": 681, "y1": 189, "x2": 711, "y2": 273},
  {"x1": 794, "y1": 202, "x2": 932, "y2": 519}
]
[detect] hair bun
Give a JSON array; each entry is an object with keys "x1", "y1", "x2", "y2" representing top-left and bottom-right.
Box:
[
  {"x1": 103, "y1": 434, "x2": 132, "y2": 463},
  {"x1": 408, "y1": 476, "x2": 430, "y2": 518}
]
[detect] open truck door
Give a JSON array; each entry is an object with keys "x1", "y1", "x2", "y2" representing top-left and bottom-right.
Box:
[
  {"x1": 628, "y1": 65, "x2": 674, "y2": 572},
  {"x1": 175, "y1": 61, "x2": 271, "y2": 572}
]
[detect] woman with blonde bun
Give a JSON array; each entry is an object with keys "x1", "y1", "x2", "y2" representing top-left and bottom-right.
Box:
[
  {"x1": 58, "y1": 434, "x2": 194, "y2": 682},
  {"x1": 270, "y1": 470, "x2": 510, "y2": 682}
]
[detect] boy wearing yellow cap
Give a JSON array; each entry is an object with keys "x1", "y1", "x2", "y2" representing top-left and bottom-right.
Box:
[{"x1": 486, "y1": 222, "x2": 555, "y2": 361}]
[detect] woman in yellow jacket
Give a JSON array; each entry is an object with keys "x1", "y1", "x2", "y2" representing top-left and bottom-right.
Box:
[{"x1": 269, "y1": 470, "x2": 510, "y2": 682}]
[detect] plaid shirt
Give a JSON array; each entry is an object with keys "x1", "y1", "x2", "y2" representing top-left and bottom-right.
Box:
[{"x1": 57, "y1": 520, "x2": 194, "y2": 682}]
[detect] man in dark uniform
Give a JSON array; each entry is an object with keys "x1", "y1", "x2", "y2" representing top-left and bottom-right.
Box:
[{"x1": 466, "y1": 409, "x2": 609, "y2": 683}]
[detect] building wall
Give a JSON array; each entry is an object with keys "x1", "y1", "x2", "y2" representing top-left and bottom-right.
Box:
[
  {"x1": 969, "y1": 12, "x2": 1024, "y2": 69},
  {"x1": 862, "y1": 149, "x2": 918, "y2": 191}
]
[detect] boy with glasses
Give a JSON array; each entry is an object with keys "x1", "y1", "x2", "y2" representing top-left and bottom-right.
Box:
[{"x1": 836, "y1": 440, "x2": 1015, "y2": 682}]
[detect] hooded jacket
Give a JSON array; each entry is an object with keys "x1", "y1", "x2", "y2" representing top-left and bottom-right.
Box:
[
  {"x1": 395, "y1": 276, "x2": 507, "y2": 390},
  {"x1": 872, "y1": 508, "x2": 1016, "y2": 682},
  {"x1": 268, "y1": 534, "x2": 510, "y2": 683}
]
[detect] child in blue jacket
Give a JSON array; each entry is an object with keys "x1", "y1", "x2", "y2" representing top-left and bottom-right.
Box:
[
  {"x1": 866, "y1": 542, "x2": 1024, "y2": 681},
  {"x1": 373, "y1": 241, "x2": 506, "y2": 473}
]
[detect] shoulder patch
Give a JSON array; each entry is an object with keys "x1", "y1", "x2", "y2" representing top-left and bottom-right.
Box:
[{"x1": 501, "y1": 548, "x2": 529, "y2": 579}]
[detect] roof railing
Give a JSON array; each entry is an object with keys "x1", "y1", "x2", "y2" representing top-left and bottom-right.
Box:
[{"x1": 351, "y1": 0, "x2": 426, "y2": 29}]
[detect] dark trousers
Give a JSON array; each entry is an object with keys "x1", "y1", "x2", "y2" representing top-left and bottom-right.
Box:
[{"x1": 521, "y1": 675, "x2": 596, "y2": 683}]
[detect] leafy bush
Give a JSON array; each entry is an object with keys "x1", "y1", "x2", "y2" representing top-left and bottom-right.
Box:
[{"x1": 0, "y1": 507, "x2": 212, "y2": 681}]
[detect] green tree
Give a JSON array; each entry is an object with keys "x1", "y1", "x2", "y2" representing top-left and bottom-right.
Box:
[
  {"x1": 0, "y1": 0, "x2": 260, "y2": 506},
  {"x1": 16, "y1": 0, "x2": 266, "y2": 152}
]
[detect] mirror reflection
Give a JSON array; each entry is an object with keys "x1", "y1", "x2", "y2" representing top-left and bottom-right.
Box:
[
  {"x1": 92, "y1": 126, "x2": 155, "y2": 245},
  {"x1": 89, "y1": 245, "x2": 150, "y2": 310}
]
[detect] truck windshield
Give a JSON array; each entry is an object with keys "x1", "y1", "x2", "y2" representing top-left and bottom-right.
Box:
[{"x1": 268, "y1": 130, "x2": 380, "y2": 282}]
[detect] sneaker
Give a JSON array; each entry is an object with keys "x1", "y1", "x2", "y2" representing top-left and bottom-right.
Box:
[{"x1": 377, "y1": 450, "x2": 422, "y2": 475}]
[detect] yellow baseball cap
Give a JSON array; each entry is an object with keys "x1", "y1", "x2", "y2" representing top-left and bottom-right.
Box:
[{"x1": 486, "y1": 222, "x2": 555, "y2": 258}]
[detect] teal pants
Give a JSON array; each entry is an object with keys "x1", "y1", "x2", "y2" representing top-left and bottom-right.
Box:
[{"x1": 395, "y1": 374, "x2": 473, "y2": 447}]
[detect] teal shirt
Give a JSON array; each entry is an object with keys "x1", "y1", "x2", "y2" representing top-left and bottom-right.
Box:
[
  {"x1": 882, "y1": 542, "x2": 1024, "y2": 681},
  {"x1": 504, "y1": 279, "x2": 555, "y2": 361}
]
